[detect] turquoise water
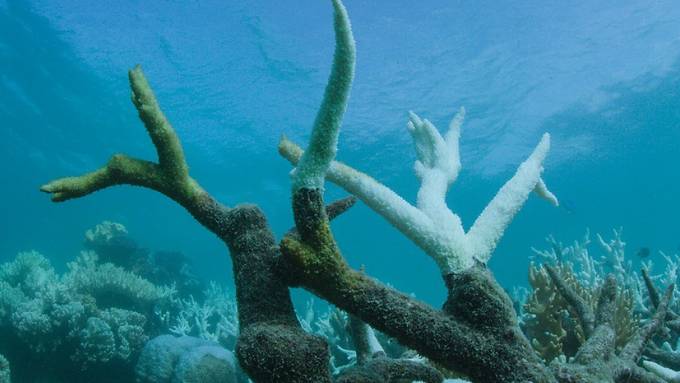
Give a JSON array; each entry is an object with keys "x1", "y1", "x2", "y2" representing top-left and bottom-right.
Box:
[{"x1": 2, "y1": 0, "x2": 680, "y2": 381}]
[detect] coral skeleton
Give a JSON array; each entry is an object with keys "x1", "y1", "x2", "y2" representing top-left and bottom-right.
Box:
[
  {"x1": 37, "y1": 0, "x2": 678, "y2": 381},
  {"x1": 280, "y1": 108, "x2": 558, "y2": 274},
  {"x1": 0, "y1": 354, "x2": 9, "y2": 383}
]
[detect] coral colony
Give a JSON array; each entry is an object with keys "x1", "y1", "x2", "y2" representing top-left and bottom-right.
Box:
[{"x1": 0, "y1": 0, "x2": 671, "y2": 382}]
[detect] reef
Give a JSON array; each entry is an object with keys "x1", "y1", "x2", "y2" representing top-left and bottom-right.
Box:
[
  {"x1": 0, "y1": 248, "x2": 166, "y2": 382},
  {"x1": 34, "y1": 0, "x2": 680, "y2": 382},
  {"x1": 0, "y1": 223, "x2": 242, "y2": 383}
]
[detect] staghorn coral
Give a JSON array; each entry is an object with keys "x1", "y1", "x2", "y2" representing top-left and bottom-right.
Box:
[
  {"x1": 643, "y1": 360, "x2": 680, "y2": 382},
  {"x1": 525, "y1": 262, "x2": 638, "y2": 362},
  {"x1": 0, "y1": 247, "x2": 174, "y2": 381},
  {"x1": 280, "y1": 108, "x2": 558, "y2": 275},
  {"x1": 39, "y1": 0, "x2": 675, "y2": 381}
]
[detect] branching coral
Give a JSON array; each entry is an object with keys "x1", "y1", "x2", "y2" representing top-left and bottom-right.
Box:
[
  {"x1": 0, "y1": 354, "x2": 9, "y2": 383},
  {"x1": 135, "y1": 335, "x2": 237, "y2": 383},
  {"x1": 64, "y1": 251, "x2": 174, "y2": 312},
  {"x1": 38, "y1": 0, "x2": 675, "y2": 382},
  {"x1": 643, "y1": 360, "x2": 680, "y2": 383},
  {"x1": 0, "y1": 247, "x2": 175, "y2": 381}
]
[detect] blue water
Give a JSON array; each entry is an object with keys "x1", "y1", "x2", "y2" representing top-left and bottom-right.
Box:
[{"x1": 2, "y1": 0, "x2": 680, "y2": 307}]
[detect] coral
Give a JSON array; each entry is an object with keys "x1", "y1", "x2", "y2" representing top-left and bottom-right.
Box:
[
  {"x1": 135, "y1": 335, "x2": 236, "y2": 383},
  {"x1": 64, "y1": 251, "x2": 174, "y2": 312},
  {"x1": 298, "y1": 301, "x2": 354, "y2": 371},
  {"x1": 643, "y1": 360, "x2": 680, "y2": 382},
  {"x1": 289, "y1": 0, "x2": 355, "y2": 192},
  {"x1": 84, "y1": 221, "x2": 152, "y2": 274},
  {"x1": 84, "y1": 220, "x2": 204, "y2": 299},
  {"x1": 297, "y1": 299, "x2": 417, "y2": 376},
  {"x1": 0, "y1": 281, "x2": 23, "y2": 324},
  {"x1": 0, "y1": 354, "x2": 9, "y2": 383},
  {"x1": 75, "y1": 317, "x2": 117, "y2": 365},
  {"x1": 74, "y1": 308, "x2": 148, "y2": 367},
  {"x1": 524, "y1": 262, "x2": 638, "y2": 362},
  {"x1": 0, "y1": 250, "x2": 56, "y2": 292},
  {"x1": 0, "y1": 251, "x2": 85, "y2": 353},
  {"x1": 280, "y1": 110, "x2": 557, "y2": 274},
  {"x1": 173, "y1": 345, "x2": 236, "y2": 383},
  {"x1": 335, "y1": 315, "x2": 444, "y2": 383},
  {"x1": 0, "y1": 245, "x2": 175, "y2": 381},
  {"x1": 38, "y1": 0, "x2": 676, "y2": 381},
  {"x1": 166, "y1": 282, "x2": 238, "y2": 348},
  {"x1": 85, "y1": 220, "x2": 128, "y2": 243}
]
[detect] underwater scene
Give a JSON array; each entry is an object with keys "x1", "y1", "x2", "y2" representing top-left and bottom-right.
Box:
[{"x1": 2, "y1": 0, "x2": 680, "y2": 382}]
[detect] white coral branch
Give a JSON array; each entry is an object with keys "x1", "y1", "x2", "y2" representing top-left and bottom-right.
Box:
[{"x1": 280, "y1": 110, "x2": 558, "y2": 274}]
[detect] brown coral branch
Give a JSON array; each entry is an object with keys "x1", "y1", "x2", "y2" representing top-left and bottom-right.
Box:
[{"x1": 545, "y1": 264, "x2": 596, "y2": 337}]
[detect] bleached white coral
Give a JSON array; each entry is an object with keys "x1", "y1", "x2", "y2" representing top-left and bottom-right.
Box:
[
  {"x1": 281, "y1": 109, "x2": 557, "y2": 274},
  {"x1": 290, "y1": 0, "x2": 355, "y2": 192}
]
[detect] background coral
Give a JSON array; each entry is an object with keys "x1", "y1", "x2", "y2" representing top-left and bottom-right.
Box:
[
  {"x1": 135, "y1": 335, "x2": 237, "y2": 383},
  {"x1": 0, "y1": 233, "x2": 175, "y2": 381},
  {"x1": 0, "y1": 354, "x2": 9, "y2": 383},
  {"x1": 524, "y1": 261, "x2": 637, "y2": 362}
]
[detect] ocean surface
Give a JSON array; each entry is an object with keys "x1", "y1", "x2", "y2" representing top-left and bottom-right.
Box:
[{"x1": 1, "y1": 2, "x2": 680, "y2": 377}]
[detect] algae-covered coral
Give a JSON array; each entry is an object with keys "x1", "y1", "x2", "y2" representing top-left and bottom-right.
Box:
[
  {"x1": 524, "y1": 261, "x2": 637, "y2": 362},
  {"x1": 31, "y1": 0, "x2": 680, "y2": 382}
]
